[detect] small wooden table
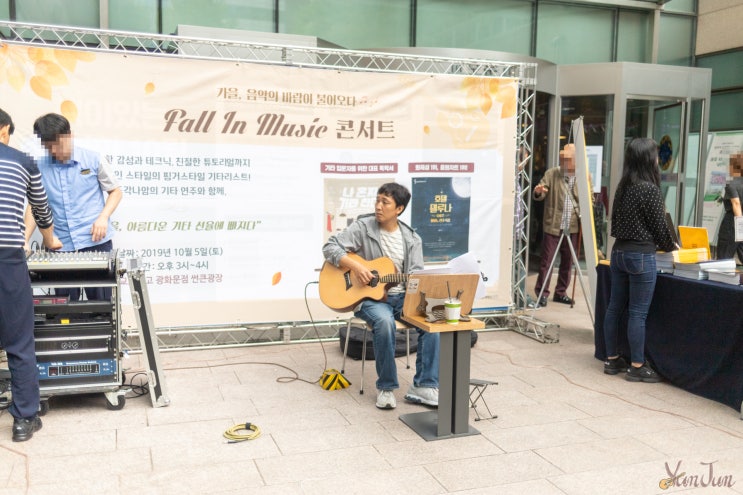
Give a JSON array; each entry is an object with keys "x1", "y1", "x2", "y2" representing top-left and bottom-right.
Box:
[{"x1": 400, "y1": 313, "x2": 485, "y2": 441}]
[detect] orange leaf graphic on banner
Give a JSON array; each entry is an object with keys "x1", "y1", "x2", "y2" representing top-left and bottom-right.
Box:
[
  {"x1": 460, "y1": 77, "x2": 479, "y2": 92},
  {"x1": 500, "y1": 98, "x2": 516, "y2": 119},
  {"x1": 61, "y1": 100, "x2": 78, "y2": 122},
  {"x1": 7, "y1": 64, "x2": 25, "y2": 91},
  {"x1": 145, "y1": 82, "x2": 155, "y2": 94},
  {"x1": 496, "y1": 84, "x2": 517, "y2": 119},
  {"x1": 35, "y1": 60, "x2": 68, "y2": 85},
  {"x1": 435, "y1": 108, "x2": 490, "y2": 149},
  {"x1": 488, "y1": 78, "x2": 502, "y2": 93},
  {"x1": 272, "y1": 272, "x2": 282, "y2": 285},
  {"x1": 0, "y1": 44, "x2": 95, "y2": 102},
  {"x1": 54, "y1": 50, "x2": 79, "y2": 71},
  {"x1": 480, "y1": 95, "x2": 492, "y2": 115},
  {"x1": 463, "y1": 78, "x2": 495, "y2": 116},
  {"x1": 30, "y1": 76, "x2": 52, "y2": 99},
  {"x1": 27, "y1": 46, "x2": 54, "y2": 63}
]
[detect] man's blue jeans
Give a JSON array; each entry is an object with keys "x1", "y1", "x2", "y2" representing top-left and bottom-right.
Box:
[
  {"x1": 355, "y1": 293, "x2": 439, "y2": 391},
  {"x1": 603, "y1": 250, "x2": 657, "y2": 365}
]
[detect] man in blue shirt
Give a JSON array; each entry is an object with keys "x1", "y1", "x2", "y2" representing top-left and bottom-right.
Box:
[
  {"x1": 27, "y1": 113, "x2": 123, "y2": 301},
  {"x1": 0, "y1": 108, "x2": 62, "y2": 441}
]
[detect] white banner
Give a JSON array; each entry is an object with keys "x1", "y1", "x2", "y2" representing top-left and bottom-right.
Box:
[{"x1": 1, "y1": 43, "x2": 517, "y2": 327}]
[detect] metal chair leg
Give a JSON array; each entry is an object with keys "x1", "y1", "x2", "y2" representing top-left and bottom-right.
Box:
[
  {"x1": 360, "y1": 324, "x2": 368, "y2": 395},
  {"x1": 404, "y1": 327, "x2": 410, "y2": 369},
  {"x1": 341, "y1": 318, "x2": 352, "y2": 375}
]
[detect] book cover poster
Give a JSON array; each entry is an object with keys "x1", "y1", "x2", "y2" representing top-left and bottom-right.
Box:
[
  {"x1": 323, "y1": 178, "x2": 391, "y2": 243},
  {"x1": 411, "y1": 177, "x2": 471, "y2": 262}
]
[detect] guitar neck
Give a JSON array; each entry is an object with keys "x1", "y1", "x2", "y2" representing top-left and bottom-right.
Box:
[{"x1": 379, "y1": 273, "x2": 407, "y2": 284}]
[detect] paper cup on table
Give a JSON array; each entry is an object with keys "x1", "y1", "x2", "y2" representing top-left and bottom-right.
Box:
[{"x1": 444, "y1": 299, "x2": 461, "y2": 324}]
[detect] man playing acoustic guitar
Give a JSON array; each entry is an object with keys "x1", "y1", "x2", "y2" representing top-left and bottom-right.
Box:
[{"x1": 322, "y1": 183, "x2": 439, "y2": 410}]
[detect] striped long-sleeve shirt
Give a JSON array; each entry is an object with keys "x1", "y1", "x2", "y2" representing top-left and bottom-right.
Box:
[{"x1": 0, "y1": 143, "x2": 53, "y2": 250}]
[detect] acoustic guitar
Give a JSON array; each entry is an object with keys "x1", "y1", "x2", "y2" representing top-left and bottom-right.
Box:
[{"x1": 319, "y1": 253, "x2": 406, "y2": 312}]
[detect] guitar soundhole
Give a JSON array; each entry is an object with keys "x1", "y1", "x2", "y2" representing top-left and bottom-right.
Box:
[{"x1": 369, "y1": 270, "x2": 379, "y2": 287}]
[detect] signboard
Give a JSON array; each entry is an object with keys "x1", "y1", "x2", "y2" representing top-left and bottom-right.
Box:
[
  {"x1": 702, "y1": 132, "x2": 743, "y2": 244},
  {"x1": 1, "y1": 43, "x2": 517, "y2": 326}
]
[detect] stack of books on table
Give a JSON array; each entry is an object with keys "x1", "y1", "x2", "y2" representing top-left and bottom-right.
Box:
[
  {"x1": 705, "y1": 266, "x2": 743, "y2": 285},
  {"x1": 673, "y1": 258, "x2": 736, "y2": 280},
  {"x1": 655, "y1": 247, "x2": 708, "y2": 273}
]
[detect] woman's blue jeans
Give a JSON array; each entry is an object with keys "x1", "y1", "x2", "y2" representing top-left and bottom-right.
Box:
[
  {"x1": 355, "y1": 293, "x2": 439, "y2": 391},
  {"x1": 603, "y1": 250, "x2": 657, "y2": 365}
]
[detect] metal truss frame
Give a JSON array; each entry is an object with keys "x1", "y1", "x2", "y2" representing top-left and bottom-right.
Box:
[{"x1": 0, "y1": 21, "x2": 549, "y2": 349}]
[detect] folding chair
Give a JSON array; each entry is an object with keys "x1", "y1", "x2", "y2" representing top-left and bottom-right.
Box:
[
  {"x1": 340, "y1": 317, "x2": 412, "y2": 395},
  {"x1": 469, "y1": 378, "x2": 498, "y2": 421}
]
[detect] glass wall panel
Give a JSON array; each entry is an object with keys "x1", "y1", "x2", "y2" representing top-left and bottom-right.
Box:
[
  {"x1": 109, "y1": 0, "x2": 159, "y2": 34},
  {"x1": 416, "y1": 0, "x2": 532, "y2": 55},
  {"x1": 0, "y1": 0, "x2": 8, "y2": 21},
  {"x1": 685, "y1": 99, "x2": 704, "y2": 226},
  {"x1": 279, "y1": 0, "x2": 409, "y2": 49},
  {"x1": 685, "y1": 134, "x2": 699, "y2": 224},
  {"x1": 657, "y1": 14, "x2": 694, "y2": 66},
  {"x1": 709, "y1": 91, "x2": 743, "y2": 132},
  {"x1": 616, "y1": 9, "x2": 651, "y2": 63},
  {"x1": 15, "y1": 0, "x2": 99, "y2": 27},
  {"x1": 654, "y1": 102, "x2": 683, "y2": 220},
  {"x1": 536, "y1": 3, "x2": 614, "y2": 64},
  {"x1": 663, "y1": 0, "x2": 696, "y2": 14},
  {"x1": 162, "y1": 0, "x2": 274, "y2": 36},
  {"x1": 696, "y1": 51, "x2": 743, "y2": 91},
  {"x1": 529, "y1": 92, "x2": 550, "y2": 256},
  {"x1": 625, "y1": 98, "x2": 693, "y2": 224}
]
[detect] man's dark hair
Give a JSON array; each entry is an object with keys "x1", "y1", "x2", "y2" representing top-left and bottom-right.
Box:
[
  {"x1": 33, "y1": 113, "x2": 71, "y2": 143},
  {"x1": 378, "y1": 182, "x2": 411, "y2": 214},
  {"x1": 0, "y1": 108, "x2": 15, "y2": 136}
]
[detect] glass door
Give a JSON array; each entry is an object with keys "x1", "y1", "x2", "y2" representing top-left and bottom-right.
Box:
[{"x1": 625, "y1": 98, "x2": 687, "y2": 226}]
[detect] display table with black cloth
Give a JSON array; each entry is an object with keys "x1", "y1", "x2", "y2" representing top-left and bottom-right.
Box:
[{"x1": 594, "y1": 263, "x2": 743, "y2": 417}]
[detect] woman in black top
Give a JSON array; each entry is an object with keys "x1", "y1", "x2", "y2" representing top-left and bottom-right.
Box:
[
  {"x1": 603, "y1": 138, "x2": 677, "y2": 382},
  {"x1": 716, "y1": 155, "x2": 743, "y2": 261}
]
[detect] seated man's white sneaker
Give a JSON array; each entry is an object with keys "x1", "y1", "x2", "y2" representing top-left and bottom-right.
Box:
[
  {"x1": 404, "y1": 385, "x2": 438, "y2": 407},
  {"x1": 376, "y1": 390, "x2": 396, "y2": 409}
]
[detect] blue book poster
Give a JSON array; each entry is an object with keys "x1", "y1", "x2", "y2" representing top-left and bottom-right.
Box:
[{"x1": 411, "y1": 177, "x2": 471, "y2": 262}]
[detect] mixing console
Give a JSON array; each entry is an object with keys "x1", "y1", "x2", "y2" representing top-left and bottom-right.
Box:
[{"x1": 27, "y1": 250, "x2": 114, "y2": 271}]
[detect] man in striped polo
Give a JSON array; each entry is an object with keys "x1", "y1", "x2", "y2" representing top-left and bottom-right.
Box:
[{"x1": 0, "y1": 108, "x2": 62, "y2": 442}]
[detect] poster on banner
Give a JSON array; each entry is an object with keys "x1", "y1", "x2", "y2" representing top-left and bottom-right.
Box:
[
  {"x1": 0, "y1": 43, "x2": 517, "y2": 327},
  {"x1": 323, "y1": 178, "x2": 390, "y2": 244},
  {"x1": 410, "y1": 176, "x2": 471, "y2": 262}
]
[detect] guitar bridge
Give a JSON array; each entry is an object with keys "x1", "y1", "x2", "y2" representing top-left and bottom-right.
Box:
[{"x1": 343, "y1": 270, "x2": 353, "y2": 291}]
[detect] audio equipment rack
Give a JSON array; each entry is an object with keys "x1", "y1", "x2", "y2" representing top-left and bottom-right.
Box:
[{"x1": 28, "y1": 249, "x2": 126, "y2": 412}]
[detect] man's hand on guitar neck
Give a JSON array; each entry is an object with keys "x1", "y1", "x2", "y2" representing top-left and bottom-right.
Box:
[{"x1": 340, "y1": 254, "x2": 376, "y2": 286}]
